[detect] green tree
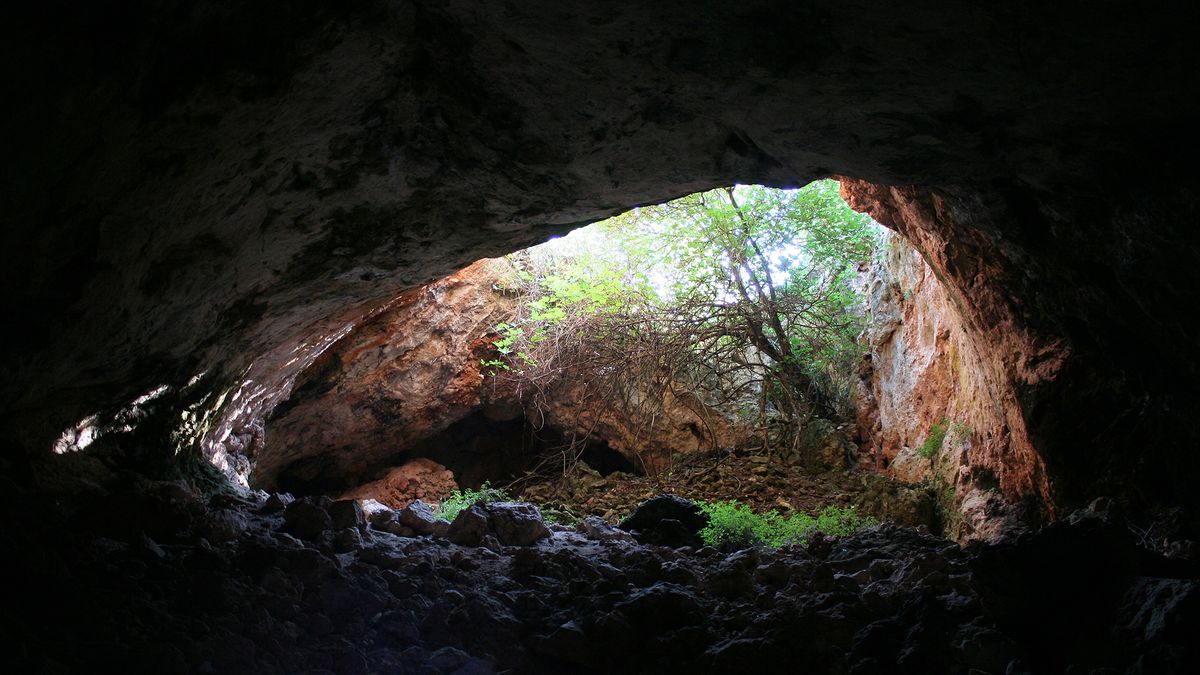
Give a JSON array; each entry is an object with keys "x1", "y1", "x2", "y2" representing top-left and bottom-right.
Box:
[{"x1": 487, "y1": 180, "x2": 877, "y2": 463}]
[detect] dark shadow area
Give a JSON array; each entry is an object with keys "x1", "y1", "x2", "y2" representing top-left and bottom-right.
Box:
[{"x1": 579, "y1": 440, "x2": 639, "y2": 476}]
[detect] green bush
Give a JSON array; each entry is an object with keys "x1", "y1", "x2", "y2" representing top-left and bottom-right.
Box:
[
  {"x1": 917, "y1": 419, "x2": 949, "y2": 459},
  {"x1": 698, "y1": 500, "x2": 875, "y2": 552},
  {"x1": 434, "y1": 482, "x2": 510, "y2": 522},
  {"x1": 698, "y1": 501, "x2": 781, "y2": 551}
]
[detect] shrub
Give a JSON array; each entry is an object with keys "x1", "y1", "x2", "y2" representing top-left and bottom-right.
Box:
[
  {"x1": 698, "y1": 500, "x2": 875, "y2": 552},
  {"x1": 917, "y1": 419, "x2": 949, "y2": 459},
  {"x1": 434, "y1": 482, "x2": 509, "y2": 522},
  {"x1": 698, "y1": 501, "x2": 781, "y2": 551}
]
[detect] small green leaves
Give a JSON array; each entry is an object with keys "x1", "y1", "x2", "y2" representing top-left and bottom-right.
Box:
[
  {"x1": 698, "y1": 500, "x2": 875, "y2": 552},
  {"x1": 917, "y1": 419, "x2": 949, "y2": 459}
]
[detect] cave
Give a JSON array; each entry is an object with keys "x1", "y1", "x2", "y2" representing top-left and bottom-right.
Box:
[{"x1": 3, "y1": 2, "x2": 1200, "y2": 673}]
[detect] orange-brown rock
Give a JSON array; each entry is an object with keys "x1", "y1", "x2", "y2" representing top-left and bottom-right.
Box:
[
  {"x1": 539, "y1": 380, "x2": 746, "y2": 475},
  {"x1": 253, "y1": 258, "x2": 520, "y2": 491},
  {"x1": 255, "y1": 257, "x2": 746, "y2": 492},
  {"x1": 854, "y1": 229, "x2": 1049, "y2": 537},
  {"x1": 339, "y1": 457, "x2": 457, "y2": 510},
  {"x1": 843, "y1": 182, "x2": 1062, "y2": 529}
]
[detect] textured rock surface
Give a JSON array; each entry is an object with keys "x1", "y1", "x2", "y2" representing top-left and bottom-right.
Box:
[
  {"x1": 619, "y1": 495, "x2": 709, "y2": 549},
  {"x1": 3, "y1": 475, "x2": 1197, "y2": 674},
  {"x1": 853, "y1": 230, "x2": 1040, "y2": 536},
  {"x1": 447, "y1": 501, "x2": 550, "y2": 547},
  {"x1": 260, "y1": 256, "x2": 744, "y2": 491},
  {"x1": 5, "y1": 2, "x2": 1199, "y2": 526},
  {"x1": 839, "y1": 174, "x2": 1200, "y2": 521},
  {"x1": 338, "y1": 458, "x2": 458, "y2": 510},
  {"x1": 261, "y1": 259, "x2": 518, "y2": 491}
]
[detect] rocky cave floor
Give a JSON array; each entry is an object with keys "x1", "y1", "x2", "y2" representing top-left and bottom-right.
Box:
[{"x1": 4, "y1": 455, "x2": 1200, "y2": 675}]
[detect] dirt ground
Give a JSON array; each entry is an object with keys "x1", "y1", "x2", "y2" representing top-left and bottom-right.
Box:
[{"x1": 512, "y1": 449, "x2": 865, "y2": 524}]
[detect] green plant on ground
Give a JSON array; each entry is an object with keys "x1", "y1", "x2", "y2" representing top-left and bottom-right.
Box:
[
  {"x1": 917, "y1": 418, "x2": 949, "y2": 460},
  {"x1": 698, "y1": 500, "x2": 875, "y2": 552},
  {"x1": 434, "y1": 482, "x2": 510, "y2": 522},
  {"x1": 698, "y1": 501, "x2": 781, "y2": 551}
]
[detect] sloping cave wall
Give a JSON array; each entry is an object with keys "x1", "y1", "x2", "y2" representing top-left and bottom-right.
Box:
[
  {"x1": 855, "y1": 230, "x2": 1048, "y2": 538},
  {"x1": 3, "y1": 1, "x2": 1198, "y2": 524}
]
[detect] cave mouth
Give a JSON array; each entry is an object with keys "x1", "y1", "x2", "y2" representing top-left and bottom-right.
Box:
[
  {"x1": 249, "y1": 180, "x2": 955, "y2": 536},
  {"x1": 43, "y1": 180, "x2": 957, "y2": 538}
]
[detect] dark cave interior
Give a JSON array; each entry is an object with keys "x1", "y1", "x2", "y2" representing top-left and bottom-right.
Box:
[
  {"x1": 3, "y1": 1, "x2": 1200, "y2": 672},
  {"x1": 274, "y1": 410, "x2": 640, "y2": 497}
]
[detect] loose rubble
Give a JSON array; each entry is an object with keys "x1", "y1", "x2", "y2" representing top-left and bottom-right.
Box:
[{"x1": 3, "y1": 478, "x2": 1198, "y2": 674}]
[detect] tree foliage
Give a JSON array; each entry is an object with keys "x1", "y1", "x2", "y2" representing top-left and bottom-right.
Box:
[{"x1": 487, "y1": 180, "x2": 877, "y2": 464}]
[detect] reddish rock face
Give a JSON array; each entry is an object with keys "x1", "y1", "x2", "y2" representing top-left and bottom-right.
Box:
[
  {"x1": 842, "y1": 181, "x2": 1064, "y2": 524},
  {"x1": 339, "y1": 457, "x2": 457, "y2": 510},
  {"x1": 253, "y1": 257, "x2": 746, "y2": 492},
  {"x1": 252, "y1": 258, "x2": 519, "y2": 491},
  {"x1": 854, "y1": 229, "x2": 1050, "y2": 536},
  {"x1": 839, "y1": 177, "x2": 1200, "y2": 523}
]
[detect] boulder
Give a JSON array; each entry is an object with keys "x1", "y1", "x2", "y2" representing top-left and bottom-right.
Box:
[
  {"x1": 578, "y1": 516, "x2": 636, "y2": 543},
  {"x1": 852, "y1": 474, "x2": 937, "y2": 531},
  {"x1": 447, "y1": 502, "x2": 550, "y2": 547},
  {"x1": 488, "y1": 502, "x2": 552, "y2": 546},
  {"x1": 398, "y1": 500, "x2": 439, "y2": 535},
  {"x1": 613, "y1": 582, "x2": 705, "y2": 631},
  {"x1": 329, "y1": 499, "x2": 365, "y2": 531},
  {"x1": 282, "y1": 497, "x2": 333, "y2": 541},
  {"x1": 261, "y1": 492, "x2": 294, "y2": 515},
  {"x1": 781, "y1": 418, "x2": 855, "y2": 471},
  {"x1": 336, "y1": 458, "x2": 458, "y2": 510},
  {"x1": 619, "y1": 495, "x2": 708, "y2": 548},
  {"x1": 446, "y1": 505, "x2": 490, "y2": 547},
  {"x1": 333, "y1": 527, "x2": 365, "y2": 553},
  {"x1": 202, "y1": 509, "x2": 248, "y2": 542},
  {"x1": 359, "y1": 499, "x2": 395, "y2": 528}
]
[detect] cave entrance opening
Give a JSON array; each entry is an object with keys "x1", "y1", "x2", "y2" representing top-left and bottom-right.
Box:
[{"x1": 319, "y1": 179, "x2": 898, "y2": 540}]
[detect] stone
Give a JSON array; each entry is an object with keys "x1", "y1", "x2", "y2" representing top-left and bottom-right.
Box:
[
  {"x1": 431, "y1": 519, "x2": 451, "y2": 539},
  {"x1": 382, "y1": 521, "x2": 416, "y2": 537},
  {"x1": 338, "y1": 458, "x2": 459, "y2": 511},
  {"x1": 333, "y1": 527, "x2": 364, "y2": 553},
  {"x1": 853, "y1": 474, "x2": 937, "y2": 531},
  {"x1": 487, "y1": 502, "x2": 551, "y2": 546},
  {"x1": 577, "y1": 516, "x2": 635, "y2": 543},
  {"x1": 359, "y1": 499, "x2": 395, "y2": 528},
  {"x1": 844, "y1": 206, "x2": 1055, "y2": 533},
  {"x1": 329, "y1": 499, "x2": 365, "y2": 531},
  {"x1": 613, "y1": 582, "x2": 705, "y2": 631},
  {"x1": 446, "y1": 504, "x2": 490, "y2": 547},
  {"x1": 261, "y1": 493, "x2": 294, "y2": 515},
  {"x1": 791, "y1": 418, "x2": 855, "y2": 471},
  {"x1": 398, "y1": 500, "x2": 438, "y2": 535},
  {"x1": 282, "y1": 497, "x2": 333, "y2": 541},
  {"x1": 447, "y1": 502, "x2": 550, "y2": 547},
  {"x1": 202, "y1": 509, "x2": 248, "y2": 542},
  {"x1": 619, "y1": 495, "x2": 708, "y2": 548}
]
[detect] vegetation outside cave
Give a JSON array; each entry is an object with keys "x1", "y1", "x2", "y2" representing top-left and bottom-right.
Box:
[{"x1": 467, "y1": 180, "x2": 896, "y2": 537}]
